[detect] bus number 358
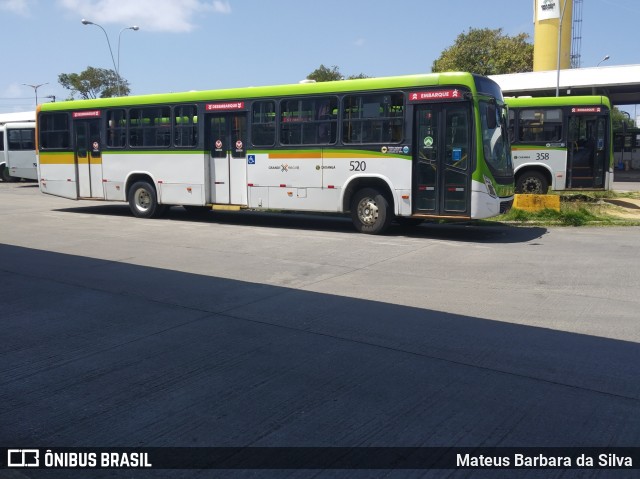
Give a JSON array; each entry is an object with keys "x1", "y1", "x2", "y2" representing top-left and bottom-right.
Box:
[
  {"x1": 349, "y1": 160, "x2": 367, "y2": 171},
  {"x1": 536, "y1": 153, "x2": 550, "y2": 161}
]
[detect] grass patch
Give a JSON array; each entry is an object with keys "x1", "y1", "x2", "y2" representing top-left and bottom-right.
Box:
[
  {"x1": 490, "y1": 190, "x2": 640, "y2": 227},
  {"x1": 559, "y1": 190, "x2": 640, "y2": 201},
  {"x1": 499, "y1": 206, "x2": 602, "y2": 226}
]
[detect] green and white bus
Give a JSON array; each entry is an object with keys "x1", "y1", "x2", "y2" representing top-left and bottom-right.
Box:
[
  {"x1": 506, "y1": 96, "x2": 613, "y2": 194},
  {"x1": 37, "y1": 72, "x2": 514, "y2": 234}
]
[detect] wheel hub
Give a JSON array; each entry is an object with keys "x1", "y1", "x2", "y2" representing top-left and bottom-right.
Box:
[
  {"x1": 523, "y1": 177, "x2": 542, "y2": 193},
  {"x1": 135, "y1": 189, "x2": 151, "y2": 210},
  {"x1": 358, "y1": 198, "x2": 379, "y2": 225}
]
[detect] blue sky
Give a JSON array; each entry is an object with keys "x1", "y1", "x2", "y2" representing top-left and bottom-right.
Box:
[{"x1": 1, "y1": 0, "x2": 639, "y2": 113}]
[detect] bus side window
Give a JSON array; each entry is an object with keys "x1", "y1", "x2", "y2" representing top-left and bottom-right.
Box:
[
  {"x1": 107, "y1": 109, "x2": 127, "y2": 148},
  {"x1": 39, "y1": 113, "x2": 70, "y2": 150},
  {"x1": 18, "y1": 129, "x2": 35, "y2": 150},
  {"x1": 174, "y1": 105, "x2": 198, "y2": 148},
  {"x1": 508, "y1": 110, "x2": 515, "y2": 143},
  {"x1": 251, "y1": 100, "x2": 276, "y2": 147},
  {"x1": 342, "y1": 93, "x2": 404, "y2": 144}
]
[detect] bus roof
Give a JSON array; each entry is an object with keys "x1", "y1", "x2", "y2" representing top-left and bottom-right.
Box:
[
  {"x1": 0, "y1": 111, "x2": 35, "y2": 124},
  {"x1": 39, "y1": 72, "x2": 497, "y2": 112},
  {"x1": 3, "y1": 121, "x2": 36, "y2": 129},
  {"x1": 504, "y1": 95, "x2": 611, "y2": 109}
]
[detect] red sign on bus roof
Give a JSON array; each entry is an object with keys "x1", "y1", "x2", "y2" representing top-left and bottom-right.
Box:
[
  {"x1": 571, "y1": 106, "x2": 602, "y2": 114},
  {"x1": 72, "y1": 110, "x2": 101, "y2": 118},
  {"x1": 409, "y1": 89, "x2": 462, "y2": 102},
  {"x1": 206, "y1": 101, "x2": 245, "y2": 111}
]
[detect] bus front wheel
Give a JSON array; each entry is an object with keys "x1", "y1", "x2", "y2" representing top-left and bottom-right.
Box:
[
  {"x1": 128, "y1": 181, "x2": 166, "y2": 218},
  {"x1": 516, "y1": 171, "x2": 549, "y2": 194},
  {"x1": 351, "y1": 187, "x2": 392, "y2": 234}
]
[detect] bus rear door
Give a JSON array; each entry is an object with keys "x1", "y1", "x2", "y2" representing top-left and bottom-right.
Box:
[
  {"x1": 73, "y1": 117, "x2": 103, "y2": 198},
  {"x1": 207, "y1": 111, "x2": 247, "y2": 205}
]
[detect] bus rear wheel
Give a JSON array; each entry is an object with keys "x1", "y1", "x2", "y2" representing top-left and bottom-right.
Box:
[
  {"x1": 516, "y1": 171, "x2": 549, "y2": 194},
  {"x1": 128, "y1": 181, "x2": 166, "y2": 218},
  {"x1": 351, "y1": 187, "x2": 392, "y2": 234},
  {"x1": 1, "y1": 166, "x2": 20, "y2": 183}
]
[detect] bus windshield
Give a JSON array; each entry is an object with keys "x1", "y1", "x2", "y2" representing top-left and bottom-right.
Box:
[{"x1": 480, "y1": 100, "x2": 512, "y2": 178}]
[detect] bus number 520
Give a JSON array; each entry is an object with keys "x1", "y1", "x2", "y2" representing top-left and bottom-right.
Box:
[{"x1": 350, "y1": 161, "x2": 366, "y2": 171}]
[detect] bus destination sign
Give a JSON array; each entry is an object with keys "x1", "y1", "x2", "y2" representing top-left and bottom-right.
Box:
[
  {"x1": 571, "y1": 107, "x2": 602, "y2": 114},
  {"x1": 206, "y1": 102, "x2": 245, "y2": 111},
  {"x1": 409, "y1": 89, "x2": 461, "y2": 102},
  {"x1": 72, "y1": 110, "x2": 101, "y2": 118}
]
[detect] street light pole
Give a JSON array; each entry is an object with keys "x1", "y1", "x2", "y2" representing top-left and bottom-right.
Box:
[
  {"x1": 22, "y1": 82, "x2": 49, "y2": 106},
  {"x1": 597, "y1": 55, "x2": 610, "y2": 67},
  {"x1": 82, "y1": 19, "x2": 120, "y2": 95},
  {"x1": 117, "y1": 25, "x2": 140, "y2": 92}
]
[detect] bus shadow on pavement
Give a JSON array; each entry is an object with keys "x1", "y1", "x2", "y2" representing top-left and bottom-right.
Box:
[
  {"x1": 54, "y1": 204, "x2": 547, "y2": 244},
  {"x1": 1, "y1": 243, "x2": 637, "y2": 463}
]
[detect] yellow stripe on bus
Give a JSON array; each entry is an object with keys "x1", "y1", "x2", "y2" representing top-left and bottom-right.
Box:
[
  {"x1": 38, "y1": 153, "x2": 75, "y2": 165},
  {"x1": 325, "y1": 152, "x2": 384, "y2": 159},
  {"x1": 268, "y1": 152, "x2": 322, "y2": 159},
  {"x1": 38, "y1": 154, "x2": 102, "y2": 165}
]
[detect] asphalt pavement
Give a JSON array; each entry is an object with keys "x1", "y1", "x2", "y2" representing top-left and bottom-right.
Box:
[{"x1": 0, "y1": 183, "x2": 639, "y2": 479}]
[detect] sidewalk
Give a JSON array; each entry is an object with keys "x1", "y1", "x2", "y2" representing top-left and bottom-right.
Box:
[
  {"x1": 613, "y1": 169, "x2": 640, "y2": 182},
  {"x1": 613, "y1": 169, "x2": 640, "y2": 192}
]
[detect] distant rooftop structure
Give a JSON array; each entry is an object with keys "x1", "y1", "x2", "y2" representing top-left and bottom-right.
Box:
[{"x1": 490, "y1": 64, "x2": 640, "y2": 105}]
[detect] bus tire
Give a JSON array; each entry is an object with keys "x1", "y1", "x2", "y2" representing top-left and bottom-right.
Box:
[
  {"x1": 1, "y1": 166, "x2": 20, "y2": 183},
  {"x1": 351, "y1": 187, "x2": 392, "y2": 234},
  {"x1": 516, "y1": 171, "x2": 548, "y2": 194},
  {"x1": 128, "y1": 181, "x2": 165, "y2": 218}
]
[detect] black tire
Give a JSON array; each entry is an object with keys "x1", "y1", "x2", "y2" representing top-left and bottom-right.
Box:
[
  {"x1": 350, "y1": 187, "x2": 392, "y2": 234},
  {"x1": 516, "y1": 171, "x2": 549, "y2": 194},
  {"x1": 128, "y1": 181, "x2": 165, "y2": 218},
  {"x1": 1, "y1": 165, "x2": 20, "y2": 183}
]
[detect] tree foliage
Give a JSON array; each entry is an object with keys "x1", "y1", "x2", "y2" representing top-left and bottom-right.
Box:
[
  {"x1": 611, "y1": 107, "x2": 636, "y2": 131},
  {"x1": 432, "y1": 28, "x2": 533, "y2": 75},
  {"x1": 306, "y1": 64, "x2": 368, "y2": 82},
  {"x1": 58, "y1": 66, "x2": 130, "y2": 99}
]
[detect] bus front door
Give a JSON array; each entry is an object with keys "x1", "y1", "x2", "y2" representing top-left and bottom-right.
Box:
[
  {"x1": 207, "y1": 113, "x2": 247, "y2": 205},
  {"x1": 74, "y1": 118, "x2": 103, "y2": 198},
  {"x1": 413, "y1": 104, "x2": 471, "y2": 216},
  {"x1": 568, "y1": 113, "x2": 608, "y2": 188}
]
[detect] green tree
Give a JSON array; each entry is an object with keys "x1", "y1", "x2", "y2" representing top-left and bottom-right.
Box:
[
  {"x1": 306, "y1": 64, "x2": 368, "y2": 82},
  {"x1": 611, "y1": 107, "x2": 635, "y2": 132},
  {"x1": 432, "y1": 28, "x2": 533, "y2": 75},
  {"x1": 58, "y1": 66, "x2": 130, "y2": 99}
]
